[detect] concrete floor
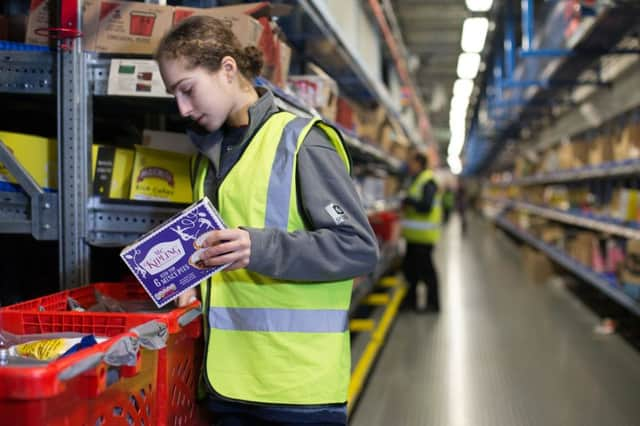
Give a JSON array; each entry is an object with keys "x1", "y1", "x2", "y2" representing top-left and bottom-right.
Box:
[{"x1": 350, "y1": 215, "x2": 640, "y2": 426}]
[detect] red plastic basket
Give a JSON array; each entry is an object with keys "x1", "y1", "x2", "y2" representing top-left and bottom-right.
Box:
[
  {"x1": 1, "y1": 282, "x2": 208, "y2": 426},
  {"x1": 0, "y1": 325, "x2": 158, "y2": 426}
]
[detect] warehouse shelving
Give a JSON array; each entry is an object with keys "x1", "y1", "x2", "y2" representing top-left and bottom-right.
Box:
[
  {"x1": 465, "y1": 1, "x2": 640, "y2": 174},
  {"x1": 493, "y1": 199, "x2": 640, "y2": 241},
  {"x1": 0, "y1": 3, "x2": 407, "y2": 292},
  {"x1": 280, "y1": 0, "x2": 422, "y2": 145},
  {"x1": 496, "y1": 159, "x2": 640, "y2": 187},
  {"x1": 494, "y1": 215, "x2": 640, "y2": 317}
]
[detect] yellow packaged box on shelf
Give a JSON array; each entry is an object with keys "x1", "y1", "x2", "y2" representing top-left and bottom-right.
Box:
[
  {"x1": 91, "y1": 145, "x2": 135, "y2": 199},
  {"x1": 0, "y1": 131, "x2": 57, "y2": 192},
  {"x1": 129, "y1": 145, "x2": 192, "y2": 203}
]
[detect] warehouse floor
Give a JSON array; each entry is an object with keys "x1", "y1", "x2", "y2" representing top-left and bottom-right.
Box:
[{"x1": 350, "y1": 214, "x2": 640, "y2": 426}]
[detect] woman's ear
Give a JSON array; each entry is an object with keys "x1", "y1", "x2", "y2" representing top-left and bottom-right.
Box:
[{"x1": 220, "y1": 56, "x2": 238, "y2": 83}]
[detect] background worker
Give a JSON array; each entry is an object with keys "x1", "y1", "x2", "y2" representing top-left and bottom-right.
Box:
[
  {"x1": 156, "y1": 16, "x2": 379, "y2": 426},
  {"x1": 401, "y1": 153, "x2": 442, "y2": 312}
]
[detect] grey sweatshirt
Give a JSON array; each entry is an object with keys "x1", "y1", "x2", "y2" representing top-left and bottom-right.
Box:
[{"x1": 188, "y1": 88, "x2": 379, "y2": 282}]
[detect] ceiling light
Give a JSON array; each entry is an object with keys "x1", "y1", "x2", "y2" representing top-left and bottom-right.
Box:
[
  {"x1": 461, "y1": 17, "x2": 489, "y2": 53},
  {"x1": 465, "y1": 0, "x2": 493, "y2": 12},
  {"x1": 450, "y1": 95, "x2": 470, "y2": 113},
  {"x1": 453, "y1": 79, "x2": 474, "y2": 98},
  {"x1": 457, "y1": 53, "x2": 481, "y2": 79},
  {"x1": 447, "y1": 155, "x2": 463, "y2": 175}
]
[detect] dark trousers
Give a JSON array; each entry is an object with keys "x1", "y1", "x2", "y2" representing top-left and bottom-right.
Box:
[{"x1": 402, "y1": 243, "x2": 440, "y2": 310}]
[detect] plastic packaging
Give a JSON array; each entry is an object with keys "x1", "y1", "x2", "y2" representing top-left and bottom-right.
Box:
[{"x1": 12, "y1": 337, "x2": 82, "y2": 361}]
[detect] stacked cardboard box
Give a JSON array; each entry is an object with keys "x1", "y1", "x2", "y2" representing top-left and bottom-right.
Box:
[
  {"x1": 613, "y1": 121, "x2": 640, "y2": 162},
  {"x1": 288, "y1": 63, "x2": 339, "y2": 122},
  {"x1": 26, "y1": 1, "x2": 264, "y2": 54}
]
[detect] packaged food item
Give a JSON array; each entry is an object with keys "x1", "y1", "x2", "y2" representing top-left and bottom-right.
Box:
[
  {"x1": 121, "y1": 197, "x2": 228, "y2": 307},
  {"x1": 91, "y1": 144, "x2": 135, "y2": 199},
  {"x1": 0, "y1": 131, "x2": 57, "y2": 192},
  {"x1": 129, "y1": 145, "x2": 192, "y2": 203}
]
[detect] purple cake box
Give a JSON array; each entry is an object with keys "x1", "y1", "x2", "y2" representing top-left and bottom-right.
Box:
[{"x1": 120, "y1": 197, "x2": 228, "y2": 308}]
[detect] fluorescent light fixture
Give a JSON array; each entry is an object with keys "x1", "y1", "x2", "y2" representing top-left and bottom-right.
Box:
[
  {"x1": 447, "y1": 133, "x2": 466, "y2": 157},
  {"x1": 465, "y1": 0, "x2": 492, "y2": 12},
  {"x1": 453, "y1": 79, "x2": 474, "y2": 98},
  {"x1": 447, "y1": 155, "x2": 463, "y2": 175},
  {"x1": 457, "y1": 53, "x2": 481, "y2": 79},
  {"x1": 461, "y1": 17, "x2": 489, "y2": 53},
  {"x1": 450, "y1": 96, "x2": 470, "y2": 114}
]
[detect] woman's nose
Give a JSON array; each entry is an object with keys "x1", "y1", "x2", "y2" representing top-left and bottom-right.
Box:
[{"x1": 177, "y1": 96, "x2": 192, "y2": 118}]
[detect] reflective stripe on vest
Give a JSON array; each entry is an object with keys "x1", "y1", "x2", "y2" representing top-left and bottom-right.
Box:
[
  {"x1": 401, "y1": 219, "x2": 440, "y2": 230},
  {"x1": 195, "y1": 111, "x2": 353, "y2": 405},
  {"x1": 210, "y1": 307, "x2": 349, "y2": 333},
  {"x1": 265, "y1": 117, "x2": 309, "y2": 230},
  {"x1": 402, "y1": 169, "x2": 442, "y2": 244}
]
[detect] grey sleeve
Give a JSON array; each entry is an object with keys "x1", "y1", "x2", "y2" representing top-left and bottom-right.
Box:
[{"x1": 245, "y1": 126, "x2": 380, "y2": 282}]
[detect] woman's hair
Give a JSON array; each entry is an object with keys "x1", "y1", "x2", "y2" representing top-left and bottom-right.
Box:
[{"x1": 155, "y1": 15, "x2": 264, "y2": 80}]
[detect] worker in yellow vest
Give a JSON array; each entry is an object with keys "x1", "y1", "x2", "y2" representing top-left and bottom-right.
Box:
[
  {"x1": 401, "y1": 153, "x2": 442, "y2": 312},
  {"x1": 156, "y1": 16, "x2": 378, "y2": 426}
]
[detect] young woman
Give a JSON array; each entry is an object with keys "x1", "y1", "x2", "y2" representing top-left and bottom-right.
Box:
[{"x1": 156, "y1": 16, "x2": 378, "y2": 426}]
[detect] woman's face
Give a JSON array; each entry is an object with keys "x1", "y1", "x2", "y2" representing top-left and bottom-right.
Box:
[{"x1": 159, "y1": 56, "x2": 235, "y2": 132}]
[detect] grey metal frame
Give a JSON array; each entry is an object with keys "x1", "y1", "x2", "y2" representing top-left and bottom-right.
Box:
[
  {"x1": 0, "y1": 141, "x2": 58, "y2": 239},
  {"x1": 56, "y1": 0, "x2": 90, "y2": 289}
]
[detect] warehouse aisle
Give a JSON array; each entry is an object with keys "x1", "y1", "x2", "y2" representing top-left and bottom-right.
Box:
[{"x1": 350, "y1": 215, "x2": 640, "y2": 426}]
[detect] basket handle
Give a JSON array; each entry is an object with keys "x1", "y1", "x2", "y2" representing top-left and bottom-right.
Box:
[
  {"x1": 178, "y1": 307, "x2": 202, "y2": 328},
  {"x1": 57, "y1": 352, "x2": 104, "y2": 382}
]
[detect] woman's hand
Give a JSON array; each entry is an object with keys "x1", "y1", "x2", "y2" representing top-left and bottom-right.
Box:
[
  {"x1": 176, "y1": 287, "x2": 198, "y2": 307},
  {"x1": 192, "y1": 228, "x2": 251, "y2": 271}
]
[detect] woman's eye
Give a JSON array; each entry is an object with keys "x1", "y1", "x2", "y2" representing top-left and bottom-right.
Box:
[{"x1": 181, "y1": 87, "x2": 192, "y2": 96}]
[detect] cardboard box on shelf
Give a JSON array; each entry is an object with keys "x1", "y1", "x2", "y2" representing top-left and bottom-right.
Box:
[
  {"x1": 92, "y1": 1, "x2": 173, "y2": 55},
  {"x1": 521, "y1": 246, "x2": 555, "y2": 284},
  {"x1": 384, "y1": 175, "x2": 400, "y2": 198},
  {"x1": 26, "y1": 1, "x2": 264, "y2": 53},
  {"x1": 0, "y1": 131, "x2": 57, "y2": 192},
  {"x1": 26, "y1": 0, "x2": 98, "y2": 48},
  {"x1": 390, "y1": 140, "x2": 409, "y2": 162},
  {"x1": 276, "y1": 40, "x2": 292, "y2": 87},
  {"x1": 288, "y1": 65, "x2": 339, "y2": 121},
  {"x1": 568, "y1": 232, "x2": 594, "y2": 267},
  {"x1": 91, "y1": 145, "x2": 135, "y2": 199},
  {"x1": 25, "y1": 0, "x2": 55, "y2": 46},
  {"x1": 129, "y1": 146, "x2": 192, "y2": 203},
  {"x1": 142, "y1": 130, "x2": 197, "y2": 156},
  {"x1": 172, "y1": 6, "x2": 263, "y2": 47},
  {"x1": 557, "y1": 141, "x2": 588, "y2": 170},
  {"x1": 378, "y1": 125, "x2": 394, "y2": 152},
  {"x1": 207, "y1": 2, "x2": 293, "y2": 20},
  {"x1": 613, "y1": 121, "x2": 640, "y2": 162},
  {"x1": 588, "y1": 136, "x2": 613, "y2": 166},
  {"x1": 621, "y1": 239, "x2": 640, "y2": 286},
  {"x1": 540, "y1": 225, "x2": 565, "y2": 244}
]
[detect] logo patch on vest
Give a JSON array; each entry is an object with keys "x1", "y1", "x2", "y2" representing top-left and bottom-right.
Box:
[{"x1": 325, "y1": 203, "x2": 347, "y2": 225}]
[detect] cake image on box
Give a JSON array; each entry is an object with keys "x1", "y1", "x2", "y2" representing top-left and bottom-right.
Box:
[{"x1": 120, "y1": 197, "x2": 228, "y2": 307}]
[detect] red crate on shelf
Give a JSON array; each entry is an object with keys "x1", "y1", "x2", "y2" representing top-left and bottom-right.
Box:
[
  {"x1": 0, "y1": 324, "x2": 158, "y2": 426},
  {"x1": 368, "y1": 210, "x2": 401, "y2": 242},
  {"x1": 1, "y1": 282, "x2": 209, "y2": 426}
]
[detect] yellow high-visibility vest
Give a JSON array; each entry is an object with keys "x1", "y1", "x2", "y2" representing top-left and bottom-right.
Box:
[
  {"x1": 402, "y1": 169, "x2": 442, "y2": 244},
  {"x1": 193, "y1": 111, "x2": 353, "y2": 405}
]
